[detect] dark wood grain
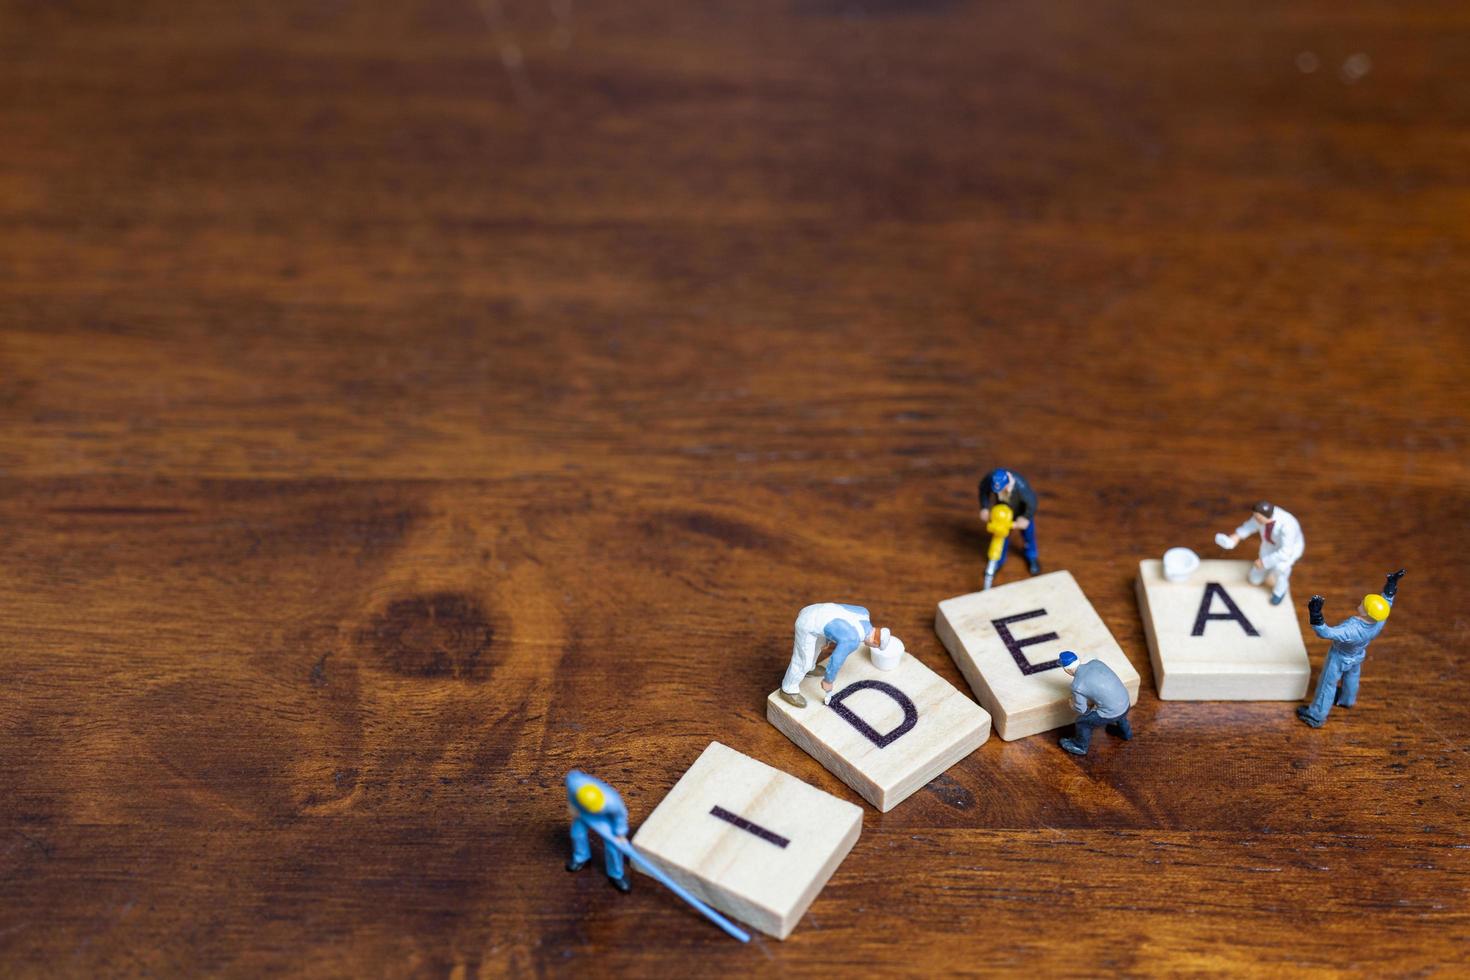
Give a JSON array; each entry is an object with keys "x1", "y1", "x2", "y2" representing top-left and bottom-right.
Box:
[{"x1": 2, "y1": 1, "x2": 1467, "y2": 975}]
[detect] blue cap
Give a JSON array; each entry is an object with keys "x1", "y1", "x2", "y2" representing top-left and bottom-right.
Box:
[
  {"x1": 991, "y1": 469, "x2": 1011, "y2": 494},
  {"x1": 1058, "y1": 651, "x2": 1078, "y2": 667}
]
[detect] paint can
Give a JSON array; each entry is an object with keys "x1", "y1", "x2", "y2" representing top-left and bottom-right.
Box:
[
  {"x1": 1163, "y1": 547, "x2": 1200, "y2": 583},
  {"x1": 870, "y1": 635, "x2": 905, "y2": 670}
]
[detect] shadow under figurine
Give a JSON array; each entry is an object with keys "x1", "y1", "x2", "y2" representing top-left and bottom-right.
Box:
[
  {"x1": 1057, "y1": 651, "x2": 1134, "y2": 756},
  {"x1": 566, "y1": 770, "x2": 631, "y2": 892},
  {"x1": 1297, "y1": 568, "x2": 1405, "y2": 728},
  {"x1": 979, "y1": 468, "x2": 1040, "y2": 589}
]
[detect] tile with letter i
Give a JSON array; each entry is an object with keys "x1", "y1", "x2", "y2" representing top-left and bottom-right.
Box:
[
  {"x1": 630, "y1": 741, "x2": 862, "y2": 940},
  {"x1": 1136, "y1": 559, "x2": 1309, "y2": 700},
  {"x1": 766, "y1": 644, "x2": 990, "y2": 811},
  {"x1": 935, "y1": 570, "x2": 1140, "y2": 740}
]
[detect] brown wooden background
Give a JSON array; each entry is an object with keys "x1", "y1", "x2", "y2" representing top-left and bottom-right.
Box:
[{"x1": 2, "y1": 1, "x2": 1468, "y2": 975}]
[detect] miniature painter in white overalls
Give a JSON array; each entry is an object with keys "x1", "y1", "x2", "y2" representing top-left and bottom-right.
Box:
[
  {"x1": 1218, "y1": 500, "x2": 1304, "y2": 606},
  {"x1": 779, "y1": 603, "x2": 886, "y2": 709}
]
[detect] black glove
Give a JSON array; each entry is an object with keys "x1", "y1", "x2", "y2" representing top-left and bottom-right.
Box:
[
  {"x1": 1308, "y1": 595, "x2": 1325, "y2": 626},
  {"x1": 1383, "y1": 568, "x2": 1406, "y2": 600}
]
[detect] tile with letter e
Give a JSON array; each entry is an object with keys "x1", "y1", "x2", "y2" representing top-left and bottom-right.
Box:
[
  {"x1": 1136, "y1": 558, "x2": 1309, "y2": 700},
  {"x1": 630, "y1": 741, "x2": 862, "y2": 940},
  {"x1": 765, "y1": 645, "x2": 990, "y2": 812},
  {"x1": 935, "y1": 570, "x2": 1139, "y2": 741}
]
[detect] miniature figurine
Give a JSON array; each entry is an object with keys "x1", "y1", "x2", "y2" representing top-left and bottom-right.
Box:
[
  {"x1": 563, "y1": 770, "x2": 751, "y2": 941},
  {"x1": 978, "y1": 468, "x2": 1040, "y2": 587},
  {"x1": 780, "y1": 603, "x2": 887, "y2": 708},
  {"x1": 1057, "y1": 651, "x2": 1133, "y2": 756},
  {"x1": 566, "y1": 769, "x2": 631, "y2": 892},
  {"x1": 1216, "y1": 501, "x2": 1304, "y2": 605},
  {"x1": 1296, "y1": 569, "x2": 1405, "y2": 728}
]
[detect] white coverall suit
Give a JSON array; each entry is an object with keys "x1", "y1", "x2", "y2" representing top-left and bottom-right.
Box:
[
  {"x1": 781, "y1": 603, "x2": 872, "y2": 696},
  {"x1": 1235, "y1": 507, "x2": 1304, "y2": 600}
]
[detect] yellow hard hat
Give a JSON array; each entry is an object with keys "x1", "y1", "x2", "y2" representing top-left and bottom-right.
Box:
[
  {"x1": 575, "y1": 783, "x2": 606, "y2": 812},
  {"x1": 1362, "y1": 594, "x2": 1390, "y2": 621}
]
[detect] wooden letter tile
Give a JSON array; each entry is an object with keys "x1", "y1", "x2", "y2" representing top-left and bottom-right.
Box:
[
  {"x1": 1136, "y1": 559, "x2": 1310, "y2": 700},
  {"x1": 630, "y1": 741, "x2": 862, "y2": 940},
  {"x1": 765, "y1": 646, "x2": 990, "y2": 812},
  {"x1": 935, "y1": 570, "x2": 1139, "y2": 740}
]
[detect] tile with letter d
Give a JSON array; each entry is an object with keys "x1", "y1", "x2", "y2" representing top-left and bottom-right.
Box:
[
  {"x1": 630, "y1": 741, "x2": 861, "y2": 940},
  {"x1": 1136, "y1": 558, "x2": 1309, "y2": 700},
  {"x1": 935, "y1": 570, "x2": 1139, "y2": 740},
  {"x1": 765, "y1": 645, "x2": 990, "y2": 812}
]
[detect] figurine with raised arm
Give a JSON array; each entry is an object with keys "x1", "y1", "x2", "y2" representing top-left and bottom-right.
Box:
[
  {"x1": 978, "y1": 468, "x2": 1040, "y2": 588},
  {"x1": 1057, "y1": 651, "x2": 1133, "y2": 756},
  {"x1": 1296, "y1": 568, "x2": 1405, "y2": 728},
  {"x1": 779, "y1": 603, "x2": 888, "y2": 709},
  {"x1": 1216, "y1": 500, "x2": 1304, "y2": 605},
  {"x1": 566, "y1": 770, "x2": 631, "y2": 892}
]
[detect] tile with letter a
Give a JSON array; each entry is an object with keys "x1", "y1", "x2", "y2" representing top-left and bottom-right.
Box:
[
  {"x1": 1136, "y1": 558, "x2": 1309, "y2": 700},
  {"x1": 765, "y1": 646, "x2": 990, "y2": 812},
  {"x1": 630, "y1": 741, "x2": 862, "y2": 940},
  {"x1": 935, "y1": 570, "x2": 1140, "y2": 740}
]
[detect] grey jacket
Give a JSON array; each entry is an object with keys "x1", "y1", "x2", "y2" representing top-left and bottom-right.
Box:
[{"x1": 1070, "y1": 660, "x2": 1129, "y2": 719}]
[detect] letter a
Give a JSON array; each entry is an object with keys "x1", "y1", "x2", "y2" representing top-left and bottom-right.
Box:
[{"x1": 1191, "y1": 582, "x2": 1260, "y2": 637}]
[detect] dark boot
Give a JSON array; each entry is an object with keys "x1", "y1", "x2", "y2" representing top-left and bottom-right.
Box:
[
  {"x1": 1296, "y1": 705, "x2": 1324, "y2": 728},
  {"x1": 566, "y1": 858, "x2": 587, "y2": 872},
  {"x1": 1028, "y1": 557, "x2": 1041, "y2": 575},
  {"x1": 1106, "y1": 718, "x2": 1133, "y2": 741},
  {"x1": 610, "y1": 875, "x2": 631, "y2": 893},
  {"x1": 1059, "y1": 737, "x2": 1088, "y2": 756}
]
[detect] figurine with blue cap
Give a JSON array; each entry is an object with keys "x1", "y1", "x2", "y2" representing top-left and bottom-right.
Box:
[
  {"x1": 1057, "y1": 651, "x2": 1133, "y2": 756},
  {"x1": 1297, "y1": 568, "x2": 1405, "y2": 728},
  {"x1": 978, "y1": 468, "x2": 1041, "y2": 587},
  {"x1": 566, "y1": 770, "x2": 631, "y2": 891}
]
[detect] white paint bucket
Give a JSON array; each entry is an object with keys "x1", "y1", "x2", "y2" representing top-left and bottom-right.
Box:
[
  {"x1": 870, "y1": 635, "x2": 905, "y2": 670},
  {"x1": 1163, "y1": 547, "x2": 1200, "y2": 583}
]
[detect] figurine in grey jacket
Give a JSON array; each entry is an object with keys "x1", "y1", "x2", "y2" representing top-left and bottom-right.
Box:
[
  {"x1": 1297, "y1": 568, "x2": 1405, "y2": 728},
  {"x1": 1058, "y1": 651, "x2": 1133, "y2": 756}
]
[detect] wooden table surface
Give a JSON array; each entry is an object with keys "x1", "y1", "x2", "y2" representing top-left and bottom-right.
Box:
[{"x1": 3, "y1": 1, "x2": 1468, "y2": 975}]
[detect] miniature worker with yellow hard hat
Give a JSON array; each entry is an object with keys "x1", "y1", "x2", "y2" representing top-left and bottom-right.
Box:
[
  {"x1": 566, "y1": 770, "x2": 631, "y2": 891},
  {"x1": 1297, "y1": 568, "x2": 1406, "y2": 728}
]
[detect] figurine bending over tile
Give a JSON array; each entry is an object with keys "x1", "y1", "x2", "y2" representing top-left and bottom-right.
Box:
[
  {"x1": 1297, "y1": 569, "x2": 1404, "y2": 728},
  {"x1": 780, "y1": 603, "x2": 887, "y2": 709},
  {"x1": 1217, "y1": 500, "x2": 1303, "y2": 605},
  {"x1": 1058, "y1": 651, "x2": 1133, "y2": 756}
]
